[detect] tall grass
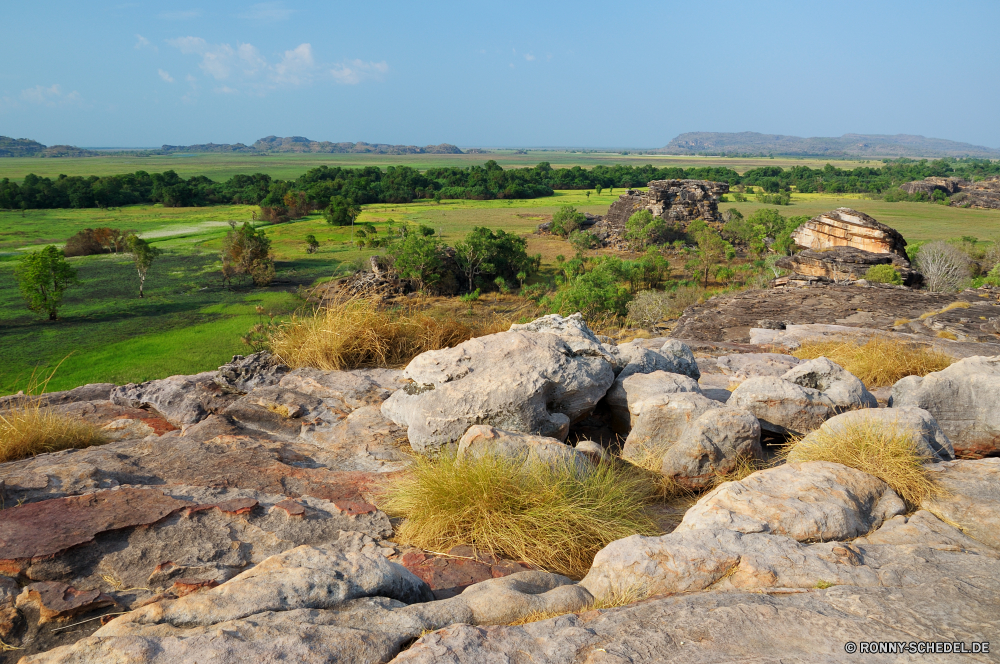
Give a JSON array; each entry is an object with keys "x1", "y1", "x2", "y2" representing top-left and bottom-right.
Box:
[
  {"x1": 268, "y1": 298, "x2": 513, "y2": 370},
  {"x1": 791, "y1": 335, "x2": 953, "y2": 387},
  {"x1": 782, "y1": 416, "x2": 940, "y2": 505},
  {"x1": 380, "y1": 451, "x2": 659, "y2": 578}
]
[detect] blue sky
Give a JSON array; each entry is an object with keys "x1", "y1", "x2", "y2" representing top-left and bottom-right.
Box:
[{"x1": 2, "y1": 0, "x2": 999, "y2": 148}]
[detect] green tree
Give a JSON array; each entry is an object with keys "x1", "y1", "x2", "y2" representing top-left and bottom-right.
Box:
[
  {"x1": 549, "y1": 205, "x2": 586, "y2": 237},
  {"x1": 595, "y1": 184, "x2": 603, "y2": 196},
  {"x1": 323, "y1": 196, "x2": 361, "y2": 227},
  {"x1": 454, "y1": 227, "x2": 534, "y2": 291},
  {"x1": 126, "y1": 234, "x2": 162, "y2": 298},
  {"x1": 624, "y1": 210, "x2": 667, "y2": 249},
  {"x1": 15, "y1": 245, "x2": 79, "y2": 320},
  {"x1": 222, "y1": 222, "x2": 274, "y2": 288},
  {"x1": 694, "y1": 227, "x2": 730, "y2": 287},
  {"x1": 390, "y1": 233, "x2": 446, "y2": 292},
  {"x1": 305, "y1": 234, "x2": 319, "y2": 254}
]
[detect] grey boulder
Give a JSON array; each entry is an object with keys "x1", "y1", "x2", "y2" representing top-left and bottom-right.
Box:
[
  {"x1": 215, "y1": 352, "x2": 289, "y2": 394},
  {"x1": 660, "y1": 407, "x2": 762, "y2": 490},
  {"x1": 110, "y1": 372, "x2": 238, "y2": 427},
  {"x1": 456, "y1": 425, "x2": 590, "y2": 470},
  {"x1": 793, "y1": 406, "x2": 954, "y2": 462}
]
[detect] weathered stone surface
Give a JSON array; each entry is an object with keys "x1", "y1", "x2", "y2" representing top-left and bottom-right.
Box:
[
  {"x1": 753, "y1": 322, "x2": 1000, "y2": 358},
  {"x1": 890, "y1": 355, "x2": 1000, "y2": 458},
  {"x1": 15, "y1": 582, "x2": 115, "y2": 624},
  {"x1": 621, "y1": 371, "x2": 702, "y2": 426},
  {"x1": 781, "y1": 356, "x2": 878, "y2": 410},
  {"x1": 381, "y1": 328, "x2": 614, "y2": 452},
  {"x1": 278, "y1": 367, "x2": 402, "y2": 409},
  {"x1": 728, "y1": 376, "x2": 836, "y2": 435},
  {"x1": 900, "y1": 176, "x2": 964, "y2": 197},
  {"x1": 0, "y1": 384, "x2": 116, "y2": 410},
  {"x1": 509, "y1": 313, "x2": 615, "y2": 360},
  {"x1": 716, "y1": 352, "x2": 801, "y2": 381},
  {"x1": 921, "y1": 458, "x2": 1000, "y2": 549},
  {"x1": 604, "y1": 339, "x2": 701, "y2": 431},
  {"x1": 660, "y1": 407, "x2": 761, "y2": 490},
  {"x1": 110, "y1": 372, "x2": 238, "y2": 427},
  {"x1": 676, "y1": 461, "x2": 905, "y2": 541},
  {"x1": 950, "y1": 175, "x2": 1000, "y2": 210},
  {"x1": 795, "y1": 407, "x2": 954, "y2": 462},
  {"x1": 856, "y1": 509, "x2": 1000, "y2": 557},
  {"x1": 398, "y1": 547, "x2": 534, "y2": 600},
  {"x1": 776, "y1": 245, "x2": 922, "y2": 286},
  {"x1": 456, "y1": 426, "x2": 588, "y2": 469},
  {"x1": 791, "y1": 207, "x2": 909, "y2": 258},
  {"x1": 45, "y1": 400, "x2": 177, "y2": 439},
  {"x1": 214, "y1": 351, "x2": 289, "y2": 394},
  {"x1": 621, "y1": 392, "x2": 720, "y2": 462}
]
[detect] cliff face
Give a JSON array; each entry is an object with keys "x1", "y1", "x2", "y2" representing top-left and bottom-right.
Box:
[{"x1": 603, "y1": 179, "x2": 729, "y2": 231}]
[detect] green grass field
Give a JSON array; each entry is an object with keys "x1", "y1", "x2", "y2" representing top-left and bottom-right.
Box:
[
  {"x1": 2, "y1": 189, "x2": 997, "y2": 393},
  {"x1": 0, "y1": 152, "x2": 878, "y2": 183}
]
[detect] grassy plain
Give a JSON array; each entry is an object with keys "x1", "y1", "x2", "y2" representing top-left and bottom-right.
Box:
[
  {"x1": 1, "y1": 188, "x2": 997, "y2": 393},
  {"x1": 0, "y1": 152, "x2": 879, "y2": 183}
]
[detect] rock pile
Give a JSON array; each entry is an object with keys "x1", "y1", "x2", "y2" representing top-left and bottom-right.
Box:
[
  {"x1": 775, "y1": 208, "x2": 922, "y2": 286},
  {"x1": 902, "y1": 175, "x2": 1000, "y2": 210},
  {"x1": 592, "y1": 179, "x2": 728, "y2": 249},
  {"x1": 3, "y1": 313, "x2": 1000, "y2": 662}
]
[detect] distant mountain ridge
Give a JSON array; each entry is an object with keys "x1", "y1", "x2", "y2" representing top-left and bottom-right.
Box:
[
  {"x1": 661, "y1": 132, "x2": 1000, "y2": 159},
  {"x1": 0, "y1": 136, "x2": 100, "y2": 158},
  {"x1": 158, "y1": 136, "x2": 463, "y2": 155}
]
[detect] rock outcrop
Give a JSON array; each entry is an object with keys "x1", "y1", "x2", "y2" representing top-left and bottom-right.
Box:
[
  {"x1": 776, "y1": 246, "x2": 922, "y2": 286},
  {"x1": 790, "y1": 207, "x2": 908, "y2": 258},
  {"x1": 902, "y1": 175, "x2": 1000, "y2": 210}
]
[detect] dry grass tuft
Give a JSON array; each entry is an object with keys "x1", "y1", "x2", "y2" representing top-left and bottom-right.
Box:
[
  {"x1": 381, "y1": 451, "x2": 659, "y2": 579},
  {"x1": 936, "y1": 330, "x2": 958, "y2": 340},
  {"x1": 791, "y1": 335, "x2": 953, "y2": 387},
  {"x1": 506, "y1": 582, "x2": 650, "y2": 625},
  {"x1": 918, "y1": 300, "x2": 971, "y2": 320},
  {"x1": 711, "y1": 454, "x2": 768, "y2": 488},
  {"x1": 268, "y1": 298, "x2": 512, "y2": 370},
  {"x1": 622, "y1": 439, "x2": 692, "y2": 500},
  {"x1": 781, "y1": 416, "x2": 941, "y2": 505}
]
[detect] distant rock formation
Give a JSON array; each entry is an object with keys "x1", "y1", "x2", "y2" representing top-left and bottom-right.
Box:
[
  {"x1": 660, "y1": 131, "x2": 1000, "y2": 158},
  {"x1": 902, "y1": 176, "x2": 1000, "y2": 211},
  {"x1": 591, "y1": 179, "x2": 728, "y2": 249},
  {"x1": 776, "y1": 208, "x2": 921, "y2": 286},
  {"x1": 0, "y1": 136, "x2": 99, "y2": 158},
  {"x1": 159, "y1": 136, "x2": 463, "y2": 155}
]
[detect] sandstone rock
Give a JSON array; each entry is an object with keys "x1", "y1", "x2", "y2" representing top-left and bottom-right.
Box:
[
  {"x1": 508, "y1": 312, "x2": 613, "y2": 359},
  {"x1": 398, "y1": 546, "x2": 534, "y2": 600},
  {"x1": 716, "y1": 352, "x2": 801, "y2": 381},
  {"x1": 900, "y1": 176, "x2": 964, "y2": 197},
  {"x1": 381, "y1": 329, "x2": 614, "y2": 452},
  {"x1": 110, "y1": 372, "x2": 238, "y2": 427},
  {"x1": 278, "y1": 367, "x2": 401, "y2": 409},
  {"x1": 15, "y1": 582, "x2": 115, "y2": 624},
  {"x1": 621, "y1": 371, "x2": 702, "y2": 424},
  {"x1": 0, "y1": 383, "x2": 116, "y2": 410},
  {"x1": 728, "y1": 376, "x2": 836, "y2": 435},
  {"x1": 950, "y1": 175, "x2": 1000, "y2": 210},
  {"x1": 890, "y1": 355, "x2": 1000, "y2": 457},
  {"x1": 621, "y1": 392, "x2": 721, "y2": 462},
  {"x1": 921, "y1": 458, "x2": 1000, "y2": 549},
  {"x1": 599, "y1": 180, "x2": 729, "y2": 241},
  {"x1": 855, "y1": 509, "x2": 1000, "y2": 557},
  {"x1": 214, "y1": 352, "x2": 289, "y2": 394},
  {"x1": 676, "y1": 461, "x2": 905, "y2": 541},
  {"x1": 791, "y1": 207, "x2": 909, "y2": 258},
  {"x1": 776, "y1": 246, "x2": 921, "y2": 286},
  {"x1": 456, "y1": 426, "x2": 588, "y2": 469},
  {"x1": 781, "y1": 356, "x2": 878, "y2": 410},
  {"x1": 660, "y1": 407, "x2": 761, "y2": 490},
  {"x1": 752, "y1": 322, "x2": 1000, "y2": 359},
  {"x1": 794, "y1": 407, "x2": 954, "y2": 462},
  {"x1": 604, "y1": 340, "x2": 701, "y2": 431}
]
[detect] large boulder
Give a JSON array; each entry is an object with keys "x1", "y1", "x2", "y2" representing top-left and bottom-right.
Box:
[
  {"x1": 890, "y1": 355, "x2": 1000, "y2": 458},
  {"x1": 620, "y1": 370, "x2": 702, "y2": 431},
  {"x1": 214, "y1": 352, "x2": 289, "y2": 394},
  {"x1": 381, "y1": 327, "x2": 614, "y2": 453},
  {"x1": 921, "y1": 458, "x2": 1000, "y2": 549},
  {"x1": 781, "y1": 356, "x2": 877, "y2": 409},
  {"x1": 604, "y1": 339, "x2": 701, "y2": 431},
  {"x1": 717, "y1": 352, "x2": 801, "y2": 381},
  {"x1": 622, "y1": 392, "x2": 721, "y2": 462},
  {"x1": 790, "y1": 207, "x2": 909, "y2": 258},
  {"x1": 794, "y1": 407, "x2": 954, "y2": 462},
  {"x1": 456, "y1": 425, "x2": 590, "y2": 470},
  {"x1": 110, "y1": 372, "x2": 238, "y2": 427},
  {"x1": 676, "y1": 461, "x2": 906, "y2": 541},
  {"x1": 660, "y1": 407, "x2": 762, "y2": 490}
]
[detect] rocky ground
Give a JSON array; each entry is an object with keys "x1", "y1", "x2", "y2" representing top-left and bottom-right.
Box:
[{"x1": 1, "y1": 293, "x2": 999, "y2": 662}]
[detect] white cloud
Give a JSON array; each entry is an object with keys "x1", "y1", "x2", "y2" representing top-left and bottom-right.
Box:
[
  {"x1": 158, "y1": 9, "x2": 202, "y2": 20},
  {"x1": 135, "y1": 34, "x2": 155, "y2": 50},
  {"x1": 274, "y1": 43, "x2": 315, "y2": 84},
  {"x1": 524, "y1": 53, "x2": 535, "y2": 61},
  {"x1": 239, "y1": 2, "x2": 294, "y2": 21},
  {"x1": 158, "y1": 69, "x2": 175, "y2": 83},
  {"x1": 329, "y1": 59, "x2": 388, "y2": 85},
  {"x1": 20, "y1": 84, "x2": 82, "y2": 106},
  {"x1": 214, "y1": 86, "x2": 238, "y2": 94}
]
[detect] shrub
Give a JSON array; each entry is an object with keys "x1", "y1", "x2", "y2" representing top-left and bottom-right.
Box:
[
  {"x1": 545, "y1": 268, "x2": 632, "y2": 317},
  {"x1": 381, "y1": 451, "x2": 659, "y2": 578},
  {"x1": 389, "y1": 232, "x2": 447, "y2": 292},
  {"x1": 624, "y1": 210, "x2": 669, "y2": 249},
  {"x1": 549, "y1": 205, "x2": 585, "y2": 237},
  {"x1": 1, "y1": 397, "x2": 107, "y2": 463},
  {"x1": 626, "y1": 286, "x2": 704, "y2": 326},
  {"x1": 791, "y1": 335, "x2": 953, "y2": 388},
  {"x1": 568, "y1": 230, "x2": 599, "y2": 253},
  {"x1": 864, "y1": 264, "x2": 903, "y2": 285},
  {"x1": 915, "y1": 241, "x2": 971, "y2": 292},
  {"x1": 783, "y1": 416, "x2": 940, "y2": 505},
  {"x1": 268, "y1": 299, "x2": 509, "y2": 370},
  {"x1": 221, "y1": 222, "x2": 274, "y2": 288}
]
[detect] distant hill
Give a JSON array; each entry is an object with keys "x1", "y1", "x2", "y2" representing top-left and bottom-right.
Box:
[
  {"x1": 661, "y1": 132, "x2": 1000, "y2": 159},
  {"x1": 0, "y1": 136, "x2": 99, "y2": 158},
  {"x1": 159, "y1": 136, "x2": 463, "y2": 155}
]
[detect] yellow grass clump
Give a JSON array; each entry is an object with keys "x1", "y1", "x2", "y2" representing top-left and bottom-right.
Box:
[
  {"x1": 711, "y1": 454, "x2": 768, "y2": 488},
  {"x1": 380, "y1": 451, "x2": 659, "y2": 579},
  {"x1": 0, "y1": 397, "x2": 108, "y2": 464},
  {"x1": 782, "y1": 416, "x2": 941, "y2": 505},
  {"x1": 268, "y1": 298, "x2": 512, "y2": 370},
  {"x1": 791, "y1": 335, "x2": 953, "y2": 388}
]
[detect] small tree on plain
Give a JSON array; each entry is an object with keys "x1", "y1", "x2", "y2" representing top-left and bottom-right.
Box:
[
  {"x1": 305, "y1": 234, "x2": 320, "y2": 254},
  {"x1": 595, "y1": 184, "x2": 603, "y2": 196},
  {"x1": 126, "y1": 234, "x2": 162, "y2": 298},
  {"x1": 915, "y1": 241, "x2": 971, "y2": 292},
  {"x1": 15, "y1": 245, "x2": 79, "y2": 320}
]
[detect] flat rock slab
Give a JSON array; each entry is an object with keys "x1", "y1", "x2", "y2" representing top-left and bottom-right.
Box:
[
  {"x1": 398, "y1": 547, "x2": 534, "y2": 600},
  {"x1": 922, "y1": 458, "x2": 1000, "y2": 549},
  {"x1": 16, "y1": 582, "x2": 115, "y2": 624}
]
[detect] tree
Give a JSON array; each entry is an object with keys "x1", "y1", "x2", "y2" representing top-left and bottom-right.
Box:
[
  {"x1": 15, "y1": 245, "x2": 79, "y2": 320},
  {"x1": 694, "y1": 227, "x2": 730, "y2": 287},
  {"x1": 222, "y1": 222, "x2": 275, "y2": 288},
  {"x1": 454, "y1": 226, "x2": 534, "y2": 291},
  {"x1": 305, "y1": 234, "x2": 319, "y2": 254},
  {"x1": 585, "y1": 191, "x2": 591, "y2": 200},
  {"x1": 595, "y1": 184, "x2": 603, "y2": 196},
  {"x1": 454, "y1": 238, "x2": 491, "y2": 292},
  {"x1": 390, "y1": 233, "x2": 446, "y2": 292},
  {"x1": 915, "y1": 241, "x2": 971, "y2": 292},
  {"x1": 323, "y1": 196, "x2": 360, "y2": 227},
  {"x1": 126, "y1": 234, "x2": 162, "y2": 298},
  {"x1": 549, "y1": 205, "x2": 586, "y2": 237}
]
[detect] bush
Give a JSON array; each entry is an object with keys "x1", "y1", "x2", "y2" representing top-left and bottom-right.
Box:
[
  {"x1": 625, "y1": 286, "x2": 705, "y2": 326},
  {"x1": 783, "y1": 415, "x2": 940, "y2": 505},
  {"x1": 624, "y1": 210, "x2": 669, "y2": 249},
  {"x1": 568, "y1": 230, "x2": 599, "y2": 253},
  {"x1": 1, "y1": 397, "x2": 107, "y2": 463},
  {"x1": 389, "y1": 232, "x2": 447, "y2": 292},
  {"x1": 545, "y1": 268, "x2": 632, "y2": 317},
  {"x1": 791, "y1": 335, "x2": 953, "y2": 388},
  {"x1": 381, "y1": 450, "x2": 659, "y2": 578},
  {"x1": 549, "y1": 205, "x2": 586, "y2": 237},
  {"x1": 864, "y1": 264, "x2": 903, "y2": 285},
  {"x1": 914, "y1": 241, "x2": 971, "y2": 292},
  {"x1": 268, "y1": 299, "x2": 510, "y2": 370},
  {"x1": 15, "y1": 246, "x2": 80, "y2": 320}
]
